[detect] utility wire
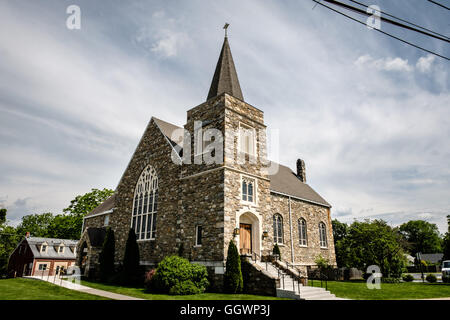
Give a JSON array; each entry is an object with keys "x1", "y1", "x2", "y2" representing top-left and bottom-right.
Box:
[
  {"x1": 311, "y1": 0, "x2": 450, "y2": 60},
  {"x1": 428, "y1": 0, "x2": 450, "y2": 11},
  {"x1": 349, "y1": 0, "x2": 450, "y2": 40},
  {"x1": 322, "y1": 0, "x2": 450, "y2": 43}
]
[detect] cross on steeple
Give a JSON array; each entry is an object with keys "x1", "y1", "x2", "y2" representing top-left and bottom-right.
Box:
[{"x1": 224, "y1": 23, "x2": 230, "y2": 37}]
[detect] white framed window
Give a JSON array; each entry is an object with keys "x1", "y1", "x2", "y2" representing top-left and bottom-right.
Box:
[
  {"x1": 131, "y1": 165, "x2": 158, "y2": 241},
  {"x1": 58, "y1": 244, "x2": 65, "y2": 254},
  {"x1": 38, "y1": 264, "x2": 47, "y2": 271},
  {"x1": 319, "y1": 222, "x2": 328, "y2": 248},
  {"x1": 104, "y1": 214, "x2": 110, "y2": 226},
  {"x1": 195, "y1": 225, "x2": 203, "y2": 247},
  {"x1": 40, "y1": 243, "x2": 48, "y2": 253},
  {"x1": 298, "y1": 218, "x2": 307, "y2": 246},
  {"x1": 239, "y1": 123, "x2": 256, "y2": 156},
  {"x1": 273, "y1": 214, "x2": 283, "y2": 244},
  {"x1": 241, "y1": 176, "x2": 255, "y2": 203}
]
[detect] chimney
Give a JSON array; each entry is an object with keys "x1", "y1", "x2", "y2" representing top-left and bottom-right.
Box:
[
  {"x1": 296, "y1": 159, "x2": 306, "y2": 183},
  {"x1": 25, "y1": 232, "x2": 30, "y2": 238}
]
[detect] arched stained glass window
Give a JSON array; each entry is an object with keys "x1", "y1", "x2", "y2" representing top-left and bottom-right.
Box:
[
  {"x1": 273, "y1": 214, "x2": 283, "y2": 244},
  {"x1": 131, "y1": 165, "x2": 158, "y2": 240},
  {"x1": 299, "y1": 218, "x2": 307, "y2": 246},
  {"x1": 319, "y1": 222, "x2": 327, "y2": 248}
]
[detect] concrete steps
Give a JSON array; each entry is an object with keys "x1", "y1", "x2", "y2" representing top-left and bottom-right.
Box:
[{"x1": 254, "y1": 260, "x2": 346, "y2": 300}]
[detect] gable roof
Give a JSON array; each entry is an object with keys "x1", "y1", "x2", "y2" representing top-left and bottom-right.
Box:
[
  {"x1": 421, "y1": 253, "x2": 444, "y2": 264},
  {"x1": 207, "y1": 37, "x2": 244, "y2": 101},
  {"x1": 85, "y1": 194, "x2": 116, "y2": 218},
  {"x1": 26, "y1": 237, "x2": 78, "y2": 260},
  {"x1": 86, "y1": 228, "x2": 107, "y2": 247},
  {"x1": 268, "y1": 162, "x2": 331, "y2": 207},
  {"x1": 153, "y1": 117, "x2": 184, "y2": 152}
]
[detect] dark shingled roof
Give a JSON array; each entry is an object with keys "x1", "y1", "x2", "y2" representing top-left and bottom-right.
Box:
[
  {"x1": 86, "y1": 194, "x2": 116, "y2": 217},
  {"x1": 207, "y1": 37, "x2": 244, "y2": 101},
  {"x1": 87, "y1": 228, "x2": 107, "y2": 247},
  {"x1": 268, "y1": 162, "x2": 331, "y2": 207},
  {"x1": 421, "y1": 253, "x2": 444, "y2": 264}
]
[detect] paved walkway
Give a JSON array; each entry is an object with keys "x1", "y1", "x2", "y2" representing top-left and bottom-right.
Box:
[{"x1": 24, "y1": 276, "x2": 144, "y2": 300}]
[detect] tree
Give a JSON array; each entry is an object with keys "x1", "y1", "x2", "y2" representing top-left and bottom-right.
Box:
[
  {"x1": 99, "y1": 227, "x2": 115, "y2": 282},
  {"x1": 332, "y1": 219, "x2": 348, "y2": 242},
  {"x1": 224, "y1": 240, "x2": 243, "y2": 293},
  {"x1": 443, "y1": 215, "x2": 450, "y2": 261},
  {"x1": 15, "y1": 213, "x2": 54, "y2": 238},
  {"x1": 121, "y1": 228, "x2": 140, "y2": 285},
  {"x1": 338, "y1": 219, "x2": 406, "y2": 278},
  {"x1": 399, "y1": 220, "x2": 442, "y2": 256},
  {"x1": 0, "y1": 209, "x2": 21, "y2": 276},
  {"x1": 63, "y1": 188, "x2": 114, "y2": 216}
]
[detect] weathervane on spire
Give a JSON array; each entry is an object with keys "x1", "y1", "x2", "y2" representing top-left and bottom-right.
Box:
[{"x1": 224, "y1": 23, "x2": 230, "y2": 37}]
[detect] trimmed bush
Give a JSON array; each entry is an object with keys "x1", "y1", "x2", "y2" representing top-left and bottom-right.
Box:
[
  {"x1": 272, "y1": 243, "x2": 281, "y2": 260},
  {"x1": 120, "y1": 228, "x2": 141, "y2": 285},
  {"x1": 402, "y1": 274, "x2": 414, "y2": 282},
  {"x1": 426, "y1": 274, "x2": 437, "y2": 283},
  {"x1": 224, "y1": 240, "x2": 243, "y2": 294},
  {"x1": 169, "y1": 280, "x2": 201, "y2": 295},
  {"x1": 148, "y1": 255, "x2": 209, "y2": 295},
  {"x1": 99, "y1": 227, "x2": 115, "y2": 282}
]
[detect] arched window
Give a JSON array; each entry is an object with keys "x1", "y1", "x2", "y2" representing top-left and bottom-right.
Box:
[
  {"x1": 273, "y1": 214, "x2": 283, "y2": 244},
  {"x1": 298, "y1": 218, "x2": 307, "y2": 246},
  {"x1": 319, "y1": 222, "x2": 327, "y2": 248},
  {"x1": 131, "y1": 165, "x2": 158, "y2": 240}
]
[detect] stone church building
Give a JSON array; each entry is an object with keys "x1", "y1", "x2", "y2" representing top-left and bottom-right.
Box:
[{"x1": 77, "y1": 34, "x2": 336, "y2": 287}]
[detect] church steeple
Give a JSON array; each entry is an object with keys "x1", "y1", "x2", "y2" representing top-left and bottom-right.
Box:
[{"x1": 207, "y1": 26, "x2": 244, "y2": 101}]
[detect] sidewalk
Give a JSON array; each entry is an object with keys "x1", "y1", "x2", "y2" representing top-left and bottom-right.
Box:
[{"x1": 24, "y1": 276, "x2": 144, "y2": 300}]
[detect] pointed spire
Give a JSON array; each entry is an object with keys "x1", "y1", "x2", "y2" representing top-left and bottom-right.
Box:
[{"x1": 207, "y1": 27, "x2": 244, "y2": 101}]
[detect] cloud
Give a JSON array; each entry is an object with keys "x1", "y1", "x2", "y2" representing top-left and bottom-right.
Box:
[
  {"x1": 355, "y1": 54, "x2": 413, "y2": 72},
  {"x1": 416, "y1": 54, "x2": 435, "y2": 73}
]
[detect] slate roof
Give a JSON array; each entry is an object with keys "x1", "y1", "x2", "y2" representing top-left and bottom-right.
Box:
[
  {"x1": 268, "y1": 162, "x2": 331, "y2": 207},
  {"x1": 86, "y1": 228, "x2": 107, "y2": 247},
  {"x1": 207, "y1": 36, "x2": 244, "y2": 101},
  {"x1": 26, "y1": 237, "x2": 78, "y2": 260},
  {"x1": 421, "y1": 253, "x2": 444, "y2": 264},
  {"x1": 85, "y1": 194, "x2": 116, "y2": 218}
]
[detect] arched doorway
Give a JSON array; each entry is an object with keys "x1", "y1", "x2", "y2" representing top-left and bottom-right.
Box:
[
  {"x1": 237, "y1": 211, "x2": 261, "y2": 257},
  {"x1": 78, "y1": 241, "x2": 88, "y2": 275}
]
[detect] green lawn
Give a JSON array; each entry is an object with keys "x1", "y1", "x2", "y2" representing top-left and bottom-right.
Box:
[
  {"x1": 308, "y1": 280, "x2": 450, "y2": 300},
  {"x1": 0, "y1": 278, "x2": 108, "y2": 300},
  {"x1": 79, "y1": 279, "x2": 289, "y2": 300}
]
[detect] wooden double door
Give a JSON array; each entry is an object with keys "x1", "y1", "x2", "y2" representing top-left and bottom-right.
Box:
[{"x1": 239, "y1": 223, "x2": 252, "y2": 255}]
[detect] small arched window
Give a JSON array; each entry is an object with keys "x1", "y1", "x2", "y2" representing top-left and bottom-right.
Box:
[
  {"x1": 273, "y1": 214, "x2": 283, "y2": 244},
  {"x1": 319, "y1": 222, "x2": 327, "y2": 248},
  {"x1": 131, "y1": 165, "x2": 158, "y2": 240},
  {"x1": 298, "y1": 218, "x2": 307, "y2": 246}
]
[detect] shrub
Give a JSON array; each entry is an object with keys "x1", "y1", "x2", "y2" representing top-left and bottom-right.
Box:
[
  {"x1": 148, "y1": 255, "x2": 208, "y2": 295},
  {"x1": 381, "y1": 277, "x2": 401, "y2": 283},
  {"x1": 402, "y1": 274, "x2": 414, "y2": 282},
  {"x1": 442, "y1": 276, "x2": 450, "y2": 284},
  {"x1": 120, "y1": 228, "x2": 141, "y2": 285},
  {"x1": 426, "y1": 274, "x2": 437, "y2": 283},
  {"x1": 99, "y1": 228, "x2": 115, "y2": 282},
  {"x1": 224, "y1": 240, "x2": 243, "y2": 294},
  {"x1": 272, "y1": 243, "x2": 281, "y2": 260},
  {"x1": 169, "y1": 280, "x2": 201, "y2": 295},
  {"x1": 144, "y1": 269, "x2": 156, "y2": 291}
]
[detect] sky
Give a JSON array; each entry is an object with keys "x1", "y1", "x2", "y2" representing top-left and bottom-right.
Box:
[{"x1": 0, "y1": 0, "x2": 449, "y2": 234}]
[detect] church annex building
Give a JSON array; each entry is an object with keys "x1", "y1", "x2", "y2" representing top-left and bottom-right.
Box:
[{"x1": 77, "y1": 34, "x2": 336, "y2": 291}]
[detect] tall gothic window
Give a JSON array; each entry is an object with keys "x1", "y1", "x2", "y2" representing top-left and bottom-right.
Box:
[
  {"x1": 273, "y1": 214, "x2": 283, "y2": 244},
  {"x1": 131, "y1": 165, "x2": 158, "y2": 240},
  {"x1": 299, "y1": 218, "x2": 307, "y2": 246},
  {"x1": 319, "y1": 222, "x2": 327, "y2": 248}
]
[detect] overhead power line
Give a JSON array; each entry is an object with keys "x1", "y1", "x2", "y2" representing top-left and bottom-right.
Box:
[
  {"x1": 311, "y1": 0, "x2": 450, "y2": 60},
  {"x1": 322, "y1": 0, "x2": 450, "y2": 43},
  {"x1": 428, "y1": 0, "x2": 450, "y2": 10},
  {"x1": 349, "y1": 0, "x2": 450, "y2": 40}
]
